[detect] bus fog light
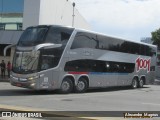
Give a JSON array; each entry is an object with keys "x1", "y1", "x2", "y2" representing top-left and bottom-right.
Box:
[
  {"x1": 28, "y1": 75, "x2": 39, "y2": 80},
  {"x1": 10, "y1": 75, "x2": 13, "y2": 78},
  {"x1": 30, "y1": 83, "x2": 35, "y2": 87}
]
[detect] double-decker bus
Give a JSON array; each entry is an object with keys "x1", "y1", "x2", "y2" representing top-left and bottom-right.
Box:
[{"x1": 10, "y1": 25, "x2": 157, "y2": 93}]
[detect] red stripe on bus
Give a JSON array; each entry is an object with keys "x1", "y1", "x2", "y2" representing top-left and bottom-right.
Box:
[{"x1": 68, "y1": 72, "x2": 89, "y2": 75}]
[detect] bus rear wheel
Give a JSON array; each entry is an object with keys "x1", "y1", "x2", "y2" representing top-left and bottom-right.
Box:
[
  {"x1": 131, "y1": 78, "x2": 138, "y2": 89},
  {"x1": 59, "y1": 78, "x2": 73, "y2": 94},
  {"x1": 138, "y1": 78, "x2": 144, "y2": 88},
  {"x1": 75, "y1": 78, "x2": 88, "y2": 93}
]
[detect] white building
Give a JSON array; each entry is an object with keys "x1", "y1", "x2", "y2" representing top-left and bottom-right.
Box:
[{"x1": 23, "y1": 0, "x2": 90, "y2": 30}]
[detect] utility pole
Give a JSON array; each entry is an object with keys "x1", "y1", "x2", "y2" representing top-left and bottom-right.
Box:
[{"x1": 72, "y1": 2, "x2": 75, "y2": 27}]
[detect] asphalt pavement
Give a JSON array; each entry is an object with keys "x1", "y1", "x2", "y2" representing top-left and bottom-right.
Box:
[{"x1": 1, "y1": 77, "x2": 160, "y2": 120}]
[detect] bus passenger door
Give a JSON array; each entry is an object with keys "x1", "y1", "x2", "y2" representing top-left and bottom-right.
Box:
[
  {"x1": 39, "y1": 70, "x2": 54, "y2": 89},
  {"x1": 38, "y1": 48, "x2": 61, "y2": 89}
]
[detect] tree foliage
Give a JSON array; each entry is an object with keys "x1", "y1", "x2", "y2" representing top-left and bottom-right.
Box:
[{"x1": 151, "y1": 28, "x2": 160, "y2": 48}]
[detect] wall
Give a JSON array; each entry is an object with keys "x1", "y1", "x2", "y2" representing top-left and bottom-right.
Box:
[
  {"x1": 23, "y1": 0, "x2": 41, "y2": 29},
  {"x1": 23, "y1": 0, "x2": 90, "y2": 30}
]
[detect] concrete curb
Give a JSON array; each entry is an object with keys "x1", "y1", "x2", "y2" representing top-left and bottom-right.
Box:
[
  {"x1": 0, "y1": 77, "x2": 10, "y2": 82},
  {"x1": 0, "y1": 80, "x2": 9, "y2": 82}
]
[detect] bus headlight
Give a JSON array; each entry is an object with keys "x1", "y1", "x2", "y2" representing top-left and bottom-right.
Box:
[
  {"x1": 27, "y1": 75, "x2": 39, "y2": 80},
  {"x1": 10, "y1": 74, "x2": 13, "y2": 78}
]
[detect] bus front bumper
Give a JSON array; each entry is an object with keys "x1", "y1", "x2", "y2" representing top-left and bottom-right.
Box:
[{"x1": 10, "y1": 76, "x2": 37, "y2": 89}]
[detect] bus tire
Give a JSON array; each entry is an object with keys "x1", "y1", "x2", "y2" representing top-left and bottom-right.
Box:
[
  {"x1": 75, "y1": 77, "x2": 88, "y2": 93},
  {"x1": 138, "y1": 78, "x2": 144, "y2": 88},
  {"x1": 131, "y1": 78, "x2": 138, "y2": 89},
  {"x1": 59, "y1": 78, "x2": 73, "y2": 94}
]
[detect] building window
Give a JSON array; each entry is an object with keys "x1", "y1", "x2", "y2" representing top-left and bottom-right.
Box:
[
  {"x1": 0, "y1": 23, "x2": 5, "y2": 30},
  {"x1": 17, "y1": 23, "x2": 22, "y2": 30},
  {"x1": 0, "y1": 23, "x2": 23, "y2": 30}
]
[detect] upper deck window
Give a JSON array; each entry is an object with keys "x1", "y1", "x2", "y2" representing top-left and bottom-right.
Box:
[
  {"x1": 17, "y1": 26, "x2": 74, "y2": 47},
  {"x1": 71, "y1": 32, "x2": 97, "y2": 49},
  {"x1": 71, "y1": 32, "x2": 156, "y2": 57},
  {"x1": 45, "y1": 27, "x2": 74, "y2": 46}
]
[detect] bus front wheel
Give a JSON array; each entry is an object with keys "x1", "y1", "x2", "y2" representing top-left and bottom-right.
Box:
[
  {"x1": 131, "y1": 78, "x2": 138, "y2": 89},
  {"x1": 59, "y1": 78, "x2": 73, "y2": 94},
  {"x1": 75, "y1": 78, "x2": 88, "y2": 93}
]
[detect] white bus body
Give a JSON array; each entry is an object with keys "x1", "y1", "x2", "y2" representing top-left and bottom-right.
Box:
[{"x1": 10, "y1": 25, "x2": 157, "y2": 93}]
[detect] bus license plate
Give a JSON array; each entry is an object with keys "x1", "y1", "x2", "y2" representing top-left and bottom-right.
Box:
[{"x1": 16, "y1": 83, "x2": 22, "y2": 87}]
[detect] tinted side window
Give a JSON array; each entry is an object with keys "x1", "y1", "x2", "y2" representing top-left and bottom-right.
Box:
[
  {"x1": 130, "y1": 43, "x2": 141, "y2": 55},
  {"x1": 150, "y1": 46, "x2": 156, "y2": 56},
  {"x1": 97, "y1": 36, "x2": 141, "y2": 55},
  {"x1": 64, "y1": 60, "x2": 135, "y2": 73},
  {"x1": 140, "y1": 45, "x2": 156, "y2": 56},
  {"x1": 71, "y1": 32, "x2": 154, "y2": 57},
  {"x1": 97, "y1": 36, "x2": 124, "y2": 51},
  {"x1": 45, "y1": 27, "x2": 73, "y2": 46},
  {"x1": 38, "y1": 48, "x2": 63, "y2": 71},
  {"x1": 104, "y1": 62, "x2": 135, "y2": 73},
  {"x1": 119, "y1": 41, "x2": 130, "y2": 53},
  {"x1": 71, "y1": 32, "x2": 98, "y2": 49},
  {"x1": 140, "y1": 45, "x2": 146, "y2": 56}
]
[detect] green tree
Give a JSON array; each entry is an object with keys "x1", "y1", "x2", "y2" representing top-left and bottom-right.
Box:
[{"x1": 151, "y1": 28, "x2": 160, "y2": 48}]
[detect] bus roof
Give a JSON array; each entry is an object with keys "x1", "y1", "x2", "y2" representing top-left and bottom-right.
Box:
[
  {"x1": 74, "y1": 28, "x2": 157, "y2": 48},
  {"x1": 26, "y1": 25, "x2": 157, "y2": 48}
]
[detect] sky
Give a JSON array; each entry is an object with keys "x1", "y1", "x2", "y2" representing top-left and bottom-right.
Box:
[
  {"x1": 70, "y1": 0, "x2": 160, "y2": 42},
  {"x1": 0, "y1": 0, "x2": 24, "y2": 13}
]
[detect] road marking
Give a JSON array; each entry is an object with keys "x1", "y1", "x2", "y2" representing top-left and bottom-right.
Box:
[
  {"x1": 0, "y1": 104, "x2": 74, "y2": 117},
  {"x1": 0, "y1": 104, "x2": 49, "y2": 111},
  {"x1": 0, "y1": 104, "x2": 103, "y2": 120},
  {"x1": 142, "y1": 103, "x2": 160, "y2": 106}
]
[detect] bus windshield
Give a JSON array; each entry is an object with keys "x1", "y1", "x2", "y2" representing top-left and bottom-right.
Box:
[
  {"x1": 18, "y1": 26, "x2": 74, "y2": 47},
  {"x1": 12, "y1": 51, "x2": 40, "y2": 74},
  {"x1": 18, "y1": 27, "x2": 48, "y2": 46},
  {"x1": 12, "y1": 47, "x2": 63, "y2": 74}
]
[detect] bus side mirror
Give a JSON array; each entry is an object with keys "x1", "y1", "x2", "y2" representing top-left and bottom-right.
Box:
[
  {"x1": 31, "y1": 43, "x2": 62, "y2": 57},
  {"x1": 34, "y1": 43, "x2": 62, "y2": 51},
  {"x1": 43, "y1": 44, "x2": 62, "y2": 49}
]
